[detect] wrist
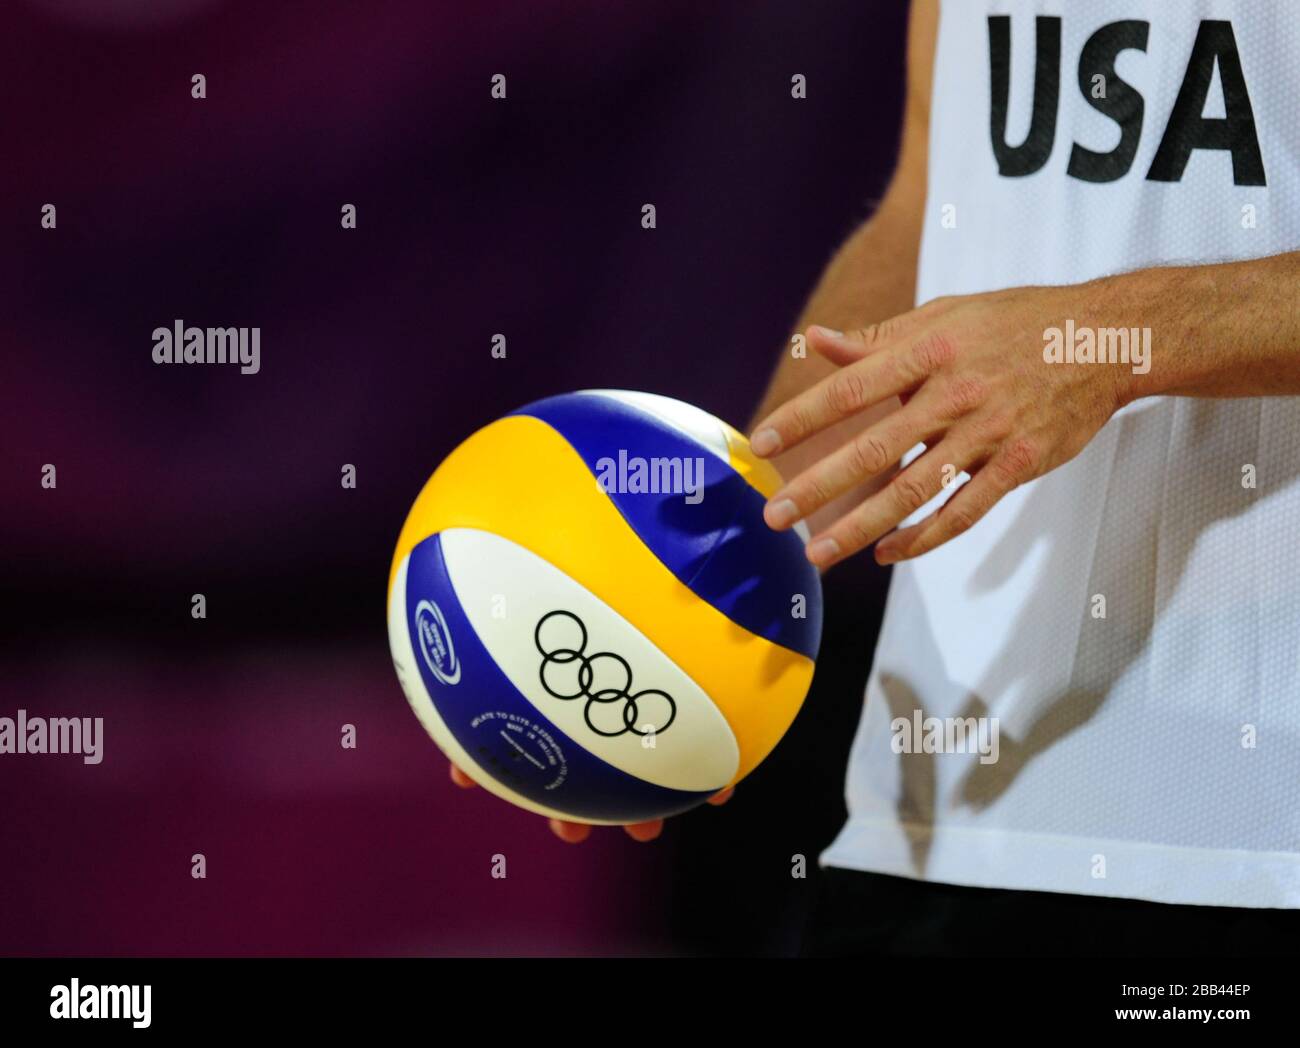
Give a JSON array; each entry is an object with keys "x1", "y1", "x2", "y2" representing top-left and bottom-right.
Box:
[{"x1": 1089, "y1": 266, "x2": 1181, "y2": 407}]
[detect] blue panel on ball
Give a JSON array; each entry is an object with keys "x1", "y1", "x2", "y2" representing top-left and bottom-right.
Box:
[
  {"x1": 511, "y1": 392, "x2": 821, "y2": 660},
  {"x1": 404, "y1": 532, "x2": 716, "y2": 823}
]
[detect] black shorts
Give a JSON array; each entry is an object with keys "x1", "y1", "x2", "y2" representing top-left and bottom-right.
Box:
[{"x1": 801, "y1": 867, "x2": 1300, "y2": 957}]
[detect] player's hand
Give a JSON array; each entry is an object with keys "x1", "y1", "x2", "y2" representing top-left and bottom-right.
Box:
[
  {"x1": 448, "y1": 762, "x2": 734, "y2": 843},
  {"x1": 749, "y1": 283, "x2": 1131, "y2": 566}
]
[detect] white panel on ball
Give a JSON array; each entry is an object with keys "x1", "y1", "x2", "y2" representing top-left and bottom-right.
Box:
[
  {"x1": 439, "y1": 527, "x2": 739, "y2": 792},
  {"x1": 575, "y1": 389, "x2": 733, "y2": 462},
  {"x1": 387, "y1": 554, "x2": 608, "y2": 823}
]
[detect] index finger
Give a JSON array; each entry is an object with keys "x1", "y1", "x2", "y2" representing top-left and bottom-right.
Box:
[{"x1": 750, "y1": 327, "x2": 926, "y2": 457}]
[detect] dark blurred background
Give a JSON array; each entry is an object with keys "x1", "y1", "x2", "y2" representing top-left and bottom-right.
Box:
[{"x1": 1, "y1": 0, "x2": 904, "y2": 956}]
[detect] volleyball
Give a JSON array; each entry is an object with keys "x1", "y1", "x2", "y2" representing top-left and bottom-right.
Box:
[{"x1": 387, "y1": 390, "x2": 822, "y2": 825}]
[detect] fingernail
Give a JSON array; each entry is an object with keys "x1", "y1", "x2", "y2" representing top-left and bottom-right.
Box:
[
  {"x1": 876, "y1": 544, "x2": 898, "y2": 565},
  {"x1": 765, "y1": 498, "x2": 800, "y2": 529},
  {"x1": 810, "y1": 325, "x2": 844, "y2": 339},
  {"x1": 750, "y1": 427, "x2": 782, "y2": 457},
  {"x1": 806, "y1": 537, "x2": 841, "y2": 565}
]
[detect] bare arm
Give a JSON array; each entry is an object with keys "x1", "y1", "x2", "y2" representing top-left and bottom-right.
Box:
[{"x1": 749, "y1": 0, "x2": 937, "y2": 536}]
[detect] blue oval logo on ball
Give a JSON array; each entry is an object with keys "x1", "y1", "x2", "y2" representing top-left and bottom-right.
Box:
[{"x1": 415, "y1": 599, "x2": 461, "y2": 686}]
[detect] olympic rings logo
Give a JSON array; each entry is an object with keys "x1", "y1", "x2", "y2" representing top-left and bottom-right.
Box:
[{"x1": 534, "y1": 610, "x2": 677, "y2": 738}]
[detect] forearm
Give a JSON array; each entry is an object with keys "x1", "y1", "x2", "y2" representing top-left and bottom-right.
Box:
[
  {"x1": 751, "y1": 197, "x2": 923, "y2": 530},
  {"x1": 1105, "y1": 251, "x2": 1300, "y2": 404}
]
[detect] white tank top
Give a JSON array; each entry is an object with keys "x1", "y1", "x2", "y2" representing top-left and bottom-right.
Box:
[{"x1": 822, "y1": 0, "x2": 1300, "y2": 907}]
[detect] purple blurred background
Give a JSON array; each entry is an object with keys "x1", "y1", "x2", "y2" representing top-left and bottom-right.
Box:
[{"x1": 1, "y1": 0, "x2": 904, "y2": 956}]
